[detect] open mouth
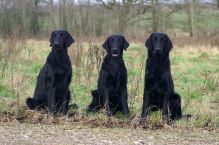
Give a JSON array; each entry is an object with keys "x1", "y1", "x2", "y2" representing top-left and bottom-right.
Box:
[{"x1": 112, "y1": 53, "x2": 119, "y2": 57}]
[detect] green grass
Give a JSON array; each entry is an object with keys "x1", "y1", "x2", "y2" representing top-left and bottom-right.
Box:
[
  {"x1": 0, "y1": 39, "x2": 219, "y2": 128},
  {"x1": 0, "y1": 84, "x2": 16, "y2": 99}
]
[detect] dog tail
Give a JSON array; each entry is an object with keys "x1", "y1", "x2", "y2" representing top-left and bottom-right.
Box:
[{"x1": 26, "y1": 97, "x2": 43, "y2": 110}]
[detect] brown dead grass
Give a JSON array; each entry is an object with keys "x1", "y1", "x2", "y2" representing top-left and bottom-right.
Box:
[{"x1": 0, "y1": 100, "x2": 217, "y2": 132}]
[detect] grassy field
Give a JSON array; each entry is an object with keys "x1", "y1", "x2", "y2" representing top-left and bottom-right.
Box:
[{"x1": 0, "y1": 38, "x2": 219, "y2": 130}]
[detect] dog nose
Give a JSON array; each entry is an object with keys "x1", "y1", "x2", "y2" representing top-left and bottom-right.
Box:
[
  {"x1": 155, "y1": 48, "x2": 161, "y2": 52},
  {"x1": 112, "y1": 48, "x2": 118, "y2": 53},
  {"x1": 53, "y1": 43, "x2": 60, "y2": 47},
  {"x1": 113, "y1": 47, "x2": 119, "y2": 50}
]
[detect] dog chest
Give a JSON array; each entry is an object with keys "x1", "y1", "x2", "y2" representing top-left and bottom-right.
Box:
[
  {"x1": 145, "y1": 75, "x2": 169, "y2": 93},
  {"x1": 106, "y1": 73, "x2": 125, "y2": 87},
  {"x1": 54, "y1": 73, "x2": 68, "y2": 88}
]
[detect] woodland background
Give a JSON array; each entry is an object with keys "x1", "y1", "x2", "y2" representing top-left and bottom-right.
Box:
[{"x1": 1, "y1": 0, "x2": 219, "y2": 43}]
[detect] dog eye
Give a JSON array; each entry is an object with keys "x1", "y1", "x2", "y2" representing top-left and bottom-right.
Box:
[
  {"x1": 161, "y1": 37, "x2": 164, "y2": 41},
  {"x1": 60, "y1": 33, "x2": 63, "y2": 37},
  {"x1": 110, "y1": 39, "x2": 114, "y2": 42},
  {"x1": 154, "y1": 37, "x2": 157, "y2": 41}
]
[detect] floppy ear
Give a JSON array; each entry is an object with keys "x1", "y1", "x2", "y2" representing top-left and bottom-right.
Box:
[
  {"x1": 123, "y1": 37, "x2": 129, "y2": 51},
  {"x1": 164, "y1": 34, "x2": 173, "y2": 52},
  {"x1": 145, "y1": 34, "x2": 153, "y2": 50},
  {"x1": 65, "y1": 32, "x2": 74, "y2": 48},
  {"x1": 50, "y1": 31, "x2": 54, "y2": 47},
  {"x1": 102, "y1": 38, "x2": 109, "y2": 51}
]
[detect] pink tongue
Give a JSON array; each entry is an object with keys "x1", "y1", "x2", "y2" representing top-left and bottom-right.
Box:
[{"x1": 113, "y1": 54, "x2": 118, "y2": 57}]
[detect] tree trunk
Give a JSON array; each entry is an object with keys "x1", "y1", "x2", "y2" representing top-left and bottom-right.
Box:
[
  {"x1": 59, "y1": 0, "x2": 68, "y2": 29},
  {"x1": 29, "y1": 0, "x2": 40, "y2": 35},
  {"x1": 185, "y1": 0, "x2": 196, "y2": 37},
  {"x1": 151, "y1": 0, "x2": 159, "y2": 32}
]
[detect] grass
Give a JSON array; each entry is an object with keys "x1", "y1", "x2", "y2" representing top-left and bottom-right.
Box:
[{"x1": 0, "y1": 39, "x2": 218, "y2": 129}]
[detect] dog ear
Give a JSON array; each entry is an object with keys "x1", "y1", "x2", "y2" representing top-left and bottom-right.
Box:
[
  {"x1": 165, "y1": 34, "x2": 173, "y2": 52},
  {"x1": 102, "y1": 38, "x2": 109, "y2": 51},
  {"x1": 66, "y1": 32, "x2": 74, "y2": 48},
  {"x1": 122, "y1": 36, "x2": 129, "y2": 51},
  {"x1": 50, "y1": 31, "x2": 54, "y2": 47},
  {"x1": 145, "y1": 34, "x2": 153, "y2": 50}
]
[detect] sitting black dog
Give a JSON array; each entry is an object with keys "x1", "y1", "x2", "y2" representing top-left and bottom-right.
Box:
[
  {"x1": 141, "y1": 32, "x2": 182, "y2": 121},
  {"x1": 26, "y1": 29, "x2": 74, "y2": 115},
  {"x1": 87, "y1": 35, "x2": 130, "y2": 116}
]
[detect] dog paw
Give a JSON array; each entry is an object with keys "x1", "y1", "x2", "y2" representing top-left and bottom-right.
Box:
[{"x1": 163, "y1": 115, "x2": 171, "y2": 125}]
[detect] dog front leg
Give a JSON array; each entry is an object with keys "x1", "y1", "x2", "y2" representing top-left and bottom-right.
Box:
[
  {"x1": 102, "y1": 71, "x2": 111, "y2": 115},
  {"x1": 162, "y1": 92, "x2": 170, "y2": 122},
  {"x1": 61, "y1": 89, "x2": 70, "y2": 115},
  {"x1": 103, "y1": 88, "x2": 111, "y2": 115},
  {"x1": 141, "y1": 90, "x2": 150, "y2": 120},
  {"x1": 48, "y1": 87, "x2": 56, "y2": 114},
  {"x1": 120, "y1": 88, "x2": 129, "y2": 117}
]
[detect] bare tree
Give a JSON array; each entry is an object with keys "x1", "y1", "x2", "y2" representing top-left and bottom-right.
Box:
[
  {"x1": 184, "y1": 0, "x2": 197, "y2": 37},
  {"x1": 0, "y1": 0, "x2": 217, "y2": 39},
  {"x1": 151, "y1": 0, "x2": 159, "y2": 32},
  {"x1": 216, "y1": 0, "x2": 219, "y2": 8},
  {"x1": 95, "y1": 0, "x2": 146, "y2": 33}
]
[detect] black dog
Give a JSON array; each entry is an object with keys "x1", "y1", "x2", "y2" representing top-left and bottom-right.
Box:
[
  {"x1": 26, "y1": 29, "x2": 74, "y2": 115},
  {"x1": 87, "y1": 35, "x2": 129, "y2": 116},
  {"x1": 141, "y1": 32, "x2": 182, "y2": 121}
]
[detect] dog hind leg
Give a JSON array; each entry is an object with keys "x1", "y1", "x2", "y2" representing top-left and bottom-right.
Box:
[
  {"x1": 169, "y1": 93, "x2": 182, "y2": 120},
  {"x1": 26, "y1": 97, "x2": 45, "y2": 110},
  {"x1": 87, "y1": 90, "x2": 101, "y2": 112}
]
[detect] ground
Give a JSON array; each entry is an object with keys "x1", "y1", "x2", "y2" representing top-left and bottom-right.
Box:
[{"x1": 0, "y1": 123, "x2": 218, "y2": 145}]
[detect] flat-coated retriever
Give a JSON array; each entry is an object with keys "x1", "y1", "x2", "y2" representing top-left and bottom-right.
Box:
[
  {"x1": 87, "y1": 35, "x2": 129, "y2": 116},
  {"x1": 141, "y1": 32, "x2": 182, "y2": 121},
  {"x1": 26, "y1": 29, "x2": 74, "y2": 115}
]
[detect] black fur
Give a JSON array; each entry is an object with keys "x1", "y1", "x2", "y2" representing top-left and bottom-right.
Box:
[
  {"x1": 87, "y1": 35, "x2": 129, "y2": 116},
  {"x1": 141, "y1": 32, "x2": 182, "y2": 121},
  {"x1": 26, "y1": 29, "x2": 74, "y2": 115}
]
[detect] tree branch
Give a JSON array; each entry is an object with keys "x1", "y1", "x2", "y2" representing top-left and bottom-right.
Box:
[{"x1": 95, "y1": 0, "x2": 113, "y2": 9}]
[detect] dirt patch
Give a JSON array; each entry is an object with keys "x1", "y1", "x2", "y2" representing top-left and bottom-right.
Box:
[{"x1": 0, "y1": 123, "x2": 218, "y2": 145}]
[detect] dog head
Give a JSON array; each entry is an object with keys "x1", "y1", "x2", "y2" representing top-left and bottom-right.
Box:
[
  {"x1": 102, "y1": 35, "x2": 129, "y2": 58},
  {"x1": 50, "y1": 29, "x2": 74, "y2": 52},
  {"x1": 145, "y1": 32, "x2": 173, "y2": 58}
]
